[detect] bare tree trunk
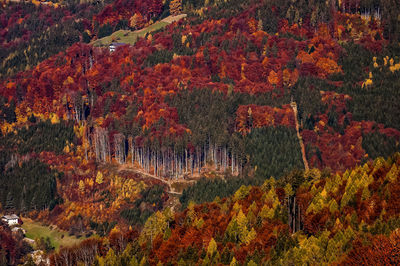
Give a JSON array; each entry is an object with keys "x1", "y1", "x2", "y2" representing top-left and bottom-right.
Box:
[
  {"x1": 114, "y1": 133, "x2": 126, "y2": 164},
  {"x1": 231, "y1": 151, "x2": 234, "y2": 174},
  {"x1": 129, "y1": 136, "x2": 134, "y2": 164},
  {"x1": 93, "y1": 127, "x2": 109, "y2": 162}
]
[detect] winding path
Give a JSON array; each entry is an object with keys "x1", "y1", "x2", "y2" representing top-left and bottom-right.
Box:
[{"x1": 117, "y1": 164, "x2": 196, "y2": 195}]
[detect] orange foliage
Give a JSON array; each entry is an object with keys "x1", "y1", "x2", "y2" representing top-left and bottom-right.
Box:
[
  {"x1": 236, "y1": 104, "x2": 295, "y2": 134},
  {"x1": 340, "y1": 229, "x2": 400, "y2": 265},
  {"x1": 268, "y1": 70, "x2": 279, "y2": 86}
]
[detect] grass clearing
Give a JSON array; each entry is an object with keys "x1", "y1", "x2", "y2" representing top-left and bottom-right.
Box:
[
  {"x1": 21, "y1": 218, "x2": 85, "y2": 250},
  {"x1": 92, "y1": 21, "x2": 169, "y2": 47},
  {"x1": 91, "y1": 14, "x2": 187, "y2": 47}
]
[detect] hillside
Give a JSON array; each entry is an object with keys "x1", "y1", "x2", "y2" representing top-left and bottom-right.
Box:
[
  {"x1": 0, "y1": 0, "x2": 400, "y2": 264},
  {"x1": 92, "y1": 14, "x2": 187, "y2": 47},
  {"x1": 49, "y1": 154, "x2": 400, "y2": 265}
]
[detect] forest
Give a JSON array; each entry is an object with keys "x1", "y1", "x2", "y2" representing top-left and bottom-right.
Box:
[
  {"x1": 48, "y1": 154, "x2": 400, "y2": 265},
  {"x1": 0, "y1": 0, "x2": 400, "y2": 264}
]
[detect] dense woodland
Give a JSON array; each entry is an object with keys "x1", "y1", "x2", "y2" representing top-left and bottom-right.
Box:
[
  {"x1": 0, "y1": 0, "x2": 400, "y2": 264},
  {"x1": 48, "y1": 154, "x2": 400, "y2": 265}
]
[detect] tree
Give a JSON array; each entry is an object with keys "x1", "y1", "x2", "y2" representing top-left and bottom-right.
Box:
[
  {"x1": 5, "y1": 192, "x2": 14, "y2": 210},
  {"x1": 207, "y1": 238, "x2": 217, "y2": 255},
  {"x1": 103, "y1": 248, "x2": 118, "y2": 265},
  {"x1": 96, "y1": 171, "x2": 104, "y2": 185},
  {"x1": 129, "y1": 13, "x2": 145, "y2": 30},
  {"x1": 230, "y1": 257, "x2": 238, "y2": 266},
  {"x1": 170, "y1": 0, "x2": 182, "y2": 16},
  {"x1": 245, "y1": 227, "x2": 257, "y2": 245},
  {"x1": 79, "y1": 180, "x2": 85, "y2": 192},
  {"x1": 98, "y1": 23, "x2": 113, "y2": 38}
]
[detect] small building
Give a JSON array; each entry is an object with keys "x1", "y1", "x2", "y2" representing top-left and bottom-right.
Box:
[
  {"x1": 1, "y1": 214, "x2": 19, "y2": 226},
  {"x1": 11, "y1": 227, "x2": 26, "y2": 234},
  {"x1": 109, "y1": 42, "x2": 126, "y2": 52}
]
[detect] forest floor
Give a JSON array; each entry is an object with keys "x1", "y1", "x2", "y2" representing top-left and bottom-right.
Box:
[
  {"x1": 92, "y1": 14, "x2": 187, "y2": 47},
  {"x1": 21, "y1": 218, "x2": 86, "y2": 250}
]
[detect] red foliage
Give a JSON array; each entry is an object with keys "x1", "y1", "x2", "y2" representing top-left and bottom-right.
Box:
[
  {"x1": 303, "y1": 207, "x2": 330, "y2": 235},
  {"x1": 94, "y1": 0, "x2": 163, "y2": 27},
  {"x1": 340, "y1": 230, "x2": 400, "y2": 265},
  {"x1": 236, "y1": 104, "x2": 295, "y2": 134}
]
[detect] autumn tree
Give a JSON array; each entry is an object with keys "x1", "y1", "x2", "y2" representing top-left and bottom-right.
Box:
[
  {"x1": 170, "y1": 0, "x2": 182, "y2": 16},
  {"x1": 96, "y1": 171, "x2": 104, "y2": 185}
]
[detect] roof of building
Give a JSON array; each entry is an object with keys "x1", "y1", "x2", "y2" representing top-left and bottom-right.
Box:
[
  {"x1": 11, "y1": 227, "x2": 25, "y2": 232},
  {"x1": 109, "y1": 42, "x2": 126, "y2": 47},
  {"x1": 2, "y1": 214, "x2": 19, "y2": 220}
]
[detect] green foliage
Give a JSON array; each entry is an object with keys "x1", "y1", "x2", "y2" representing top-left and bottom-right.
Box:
[
  {"x1": 120, "y1": 185, "x2": 165, "y2": 225},
  {"x1": 0, "y1": 97, "x2": 16, "y2": 123},
  {"x1": 0, "y1": 120, "x2": 75, "y2": 155},
  {"x1": 233, "y1": 185, "x2": 251, "y2": 201},
  {"x1": 245, "y1": 127, "x2": 303, "y2": 180},
  {"x1": 139, "y1": 209, "x2": 173, "y2": 245},
  {"x1": 269, "y1": 229, "x2": 297, "y2": 263},
  {"x1": 332, "y1": 43, "x2": 400, "y2": 130},
  {"x1": 1, "y1": 19, "x2": 84, "y2": 78},
  {"x1": 166, "y1": 88, "x2": 291, "y2": 147},
  {"x1": 179, "y1": 177, "x2": 254, "y2": 209},
  {"x1": 98, "y1": 23, "x2": 114, "y2": 39},
  {"x1": 292, "y1": 77, "x2": 328, "y2": 121},
  {"x1": 89, "y1": 220, "x2": 117, "y2": 237},
  {"x1": 362, "y1": 131, "x2": 400, "y2": 159},
  {"x1": 143, "y1": 49, "x2": 174, "y2": 67},
  {"x1": 35, "y1": 237, "x2": 54, "y2": 253},
  {"x1": 0, "y1": 159, "x2": 60, "y2": 211}
]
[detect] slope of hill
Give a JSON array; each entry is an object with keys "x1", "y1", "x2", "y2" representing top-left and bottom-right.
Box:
[
  {"x1": 92, "y1": 14, "x2": 187, "y2": 47},
  {"x1": 48, "y1": 154, "x2": 400, "y2": 265},
  {"x1": 0, "y1": 0, "x2": 400, "y2": 264}
]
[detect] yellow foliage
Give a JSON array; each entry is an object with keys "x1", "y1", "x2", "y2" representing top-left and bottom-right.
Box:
[
  {"x1": 234, "y1": 185, "x2": 250, "y2": 201},
  {"x1": 245, "y1": 227, "x2": 257, "y2": 245},
  {"x1": 230, "y1": 257, "x2": 238, "y2": 266},
  {"x1": 320, "y1": 189, "x2": 327, "y2": 198},
  {"x1": 79, "y1": 180, "x2": 85, "y2": 192},
  {"x1": 63, "y1": 144, "x2": 70, "y2": 154},
  {"x1": 284, "y1": 183, "x2": 294, "y2": 197},
  {"x1": 362, "y1": 78, "x2": 373, "y2": 88},
  {"x1": 139, "y1": 211, "x2": 168, "y2": 245},
  {"x1": 207, "y1": 238, "x2": 217, "y2": 255},
  {"x1": 386, "y1": 164, "x2": 399, "y2": 183},
  {"x1": 50, "y1": 113, "x2": 59, "y2": 124},
  {"x1": 389, "y1": 63, "x2": 400, "y2": 73},
  {"x1": 305, "y1": 168, "x2": 322, "y2": 181},
  {"x1": 236, "y1": 209, "x2": 248, "y2": 229},
  {"x1": 194, "y1": 217, "x2": 204, "y2": 229},
  {"x1": 240, "y1": 63, "x2": 247, "y2": 80},
  {"x1": 96, "y1": 171, "x2": 104, "y2": 184},
  {"x1": 1, "y1": 122, "x2": 15, "y2": 135},
  {"x1": 63, "y1": 76, "x2": 74, "y2": 86}
]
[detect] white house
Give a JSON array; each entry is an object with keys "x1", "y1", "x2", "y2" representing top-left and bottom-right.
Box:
[
  {"x1": 1, "y1": 214, "x2": 19, "y2": 226},
  {"x1": 109, "y1": 42, "x2": 126, "y2": 52}
]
